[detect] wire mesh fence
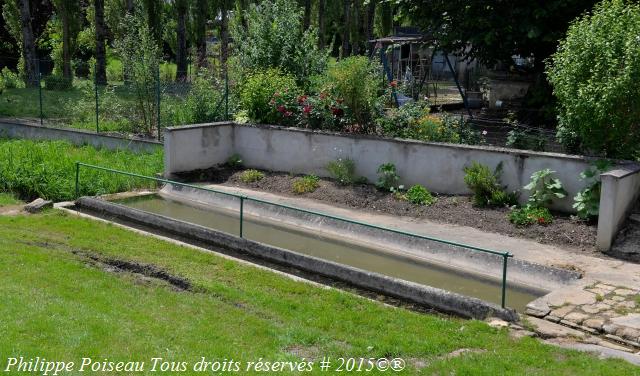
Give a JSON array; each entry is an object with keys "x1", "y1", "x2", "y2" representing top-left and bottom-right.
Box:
[{"x1": 0, "y1": 56, "x2": 229, "y2": 139}]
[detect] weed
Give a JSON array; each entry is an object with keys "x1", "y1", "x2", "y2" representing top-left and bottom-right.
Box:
[
  {"x1": 326, "y1": 159, "x2": 358, "y2": 185},
  {"x1": 404, "y1": 185, "x2": 435, "y2": 206},
  {"x1": 463, "y1": 162, "x2": 518, "y2": 207},
  {"x1": 292, "y1": 175, "x2": 320, "y2": 194},
  {"x1": 239, "y1": 169, "x2": 265, "y2": 183},
  {"x1": 525, "y1": 169, "x2": 567, "y2": 208},
  {"x1": 376, "y1": 163, "x2": 400, "y2": 191},
  {"x1": 509, "y1": 205, "x2": 553, "y2": 226},
  {"x1": 226, "y1": 154, "x2": 244, "y2": 169}
]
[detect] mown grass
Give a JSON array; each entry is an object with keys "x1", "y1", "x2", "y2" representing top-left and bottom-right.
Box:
[
  {"x1": 0, "y1": 139, "x2": 163, "y2": 201},
  {"x1": 0, "y1": 210, "x2": 635, "y2": 375},
  {"x1": 0, "y1": 192, "x2": 20, "y2": 206}
]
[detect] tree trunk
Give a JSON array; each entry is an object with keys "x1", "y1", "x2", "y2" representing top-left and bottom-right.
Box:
[
  {"x1": 175, "y1": 1, "x2": 188, "y2": 82},
  {"x1": 318, "y1": 0, "x2": 325, "y2": 49},
  {"x1": 94, "y1": 0, "x2": 107, "y2": 85},
  {"x1": 381, "y1": 1, "x2": 392, "y2": 36},
  {"x1": 342, "y1": 0, "x2": 351, "y2": 57},
  {"x1": 220, "y1": 0, "x2": 229, "y2": 77},
  {"x1": 303, "y1": 0, "x2": 311, "y2": 30},
  {"x1": 61, "y1": 6, "x2": 72, "y2": 80},
  {"x1": 195, "y1": 0, "x2": 208, "y2": 68},
  {"x1": 366, "y1": 0, "x2": 375, "y2": 45},
  {"x1": 126, "y1": 0, "x2": 134, "y2": 13},
  {"x1": 18, "y1": 0, "x2": 37, "y2": 87},
  {"x1": 351, "y1": 0, "x2": 360, "y2": 55}
]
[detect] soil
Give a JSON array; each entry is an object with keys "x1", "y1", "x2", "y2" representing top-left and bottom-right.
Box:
[{"x1": 173, "y1": 166, "x2": 598, "y2": 255}]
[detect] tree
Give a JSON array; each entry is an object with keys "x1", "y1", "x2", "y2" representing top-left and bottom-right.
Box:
[
  {"x1": 17, "y1": 0, "x2": 36, "y2": 86},
  {"x1": 51, "y1": 0, "x2": 80, "y2": 82},
  {"x1": 341, "y1": 0, "x2": 350, "y2": 56},
  {"x1": 142, "y1": 0, "x2": 162, "y2": 45},
  {"x1": 303, "y1": 0, "x2": 310, "y2": 30},
  {"x1": 547, "y1": 0, "x2": 640, "y2": 158},
  {"x1": 317, "y1": 0, "x2": 325, "y2": 48},
  {"x1": 219, "y1": 0, "x2": 229, "y2": 76},
  {"x1": 94, "y1": 0, "x2": 107, "y2": 85},
  {"x1": 174, "y1": 0, "x2": 188, "y2": 82},
  {"x1": 194, "y1": 0, "x2": 208, "y2": 68}
]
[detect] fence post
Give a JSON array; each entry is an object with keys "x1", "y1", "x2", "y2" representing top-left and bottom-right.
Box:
[
  {"x1": 156, "y1": 66, "x2": 161, "y2": 141},
  {"x1": 38, "y1": 70, "x2": 43, "y2": 126},
  {"x1": 94, "y1": 64, "x2": 99, "y2": 133},
  {"x1": 239, "y1": 196, "x2": 245, "y2": 238},
  {"x1": 501, "y1": 253, "x2": 509, "y2": 308},
  {"x1": 224, "y1": 72, "x2": 229, "y2": 121},
  {"x1": 75, "y1": 162, "x2": 80, "y2": 198}
]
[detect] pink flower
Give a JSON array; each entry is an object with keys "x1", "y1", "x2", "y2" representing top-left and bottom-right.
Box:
[
  {"x1": 277, "y1": 105, "x2": 286, "y2": 113},
  {"x1": 284, "y1": 111, "x2": 293, "y2": 117},
  {"x1": 298, "y1": 95, "x2": 308, "y2": 104},
  {"x1": 303, "y1": 105, "x2": 312, "y2": 114}
]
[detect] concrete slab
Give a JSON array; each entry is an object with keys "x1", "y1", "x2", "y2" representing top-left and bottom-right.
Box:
[{"x1": 611, "y1": 314, "x2": 640, "y2": 331}]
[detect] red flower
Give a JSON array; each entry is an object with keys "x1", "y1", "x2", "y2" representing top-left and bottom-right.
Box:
[
  {"x1": 298, "y1": 95, "x2": 308, "y2": 104},
  {"x1": 331, "y1": 107, "x2": 344, "y2": 117},
  {"x1": 537, "y1": 217, "x2": 546, "y2": 224},
  {"x1": 303, "y1": 105, "x2": 312, "y2": 114},
  {"x1": 284, "y1": 111, "x2": 293, "y2": 117},
  {"x1": 390, "y1": 80, "x2": 398, "y2": 87},
  {"x1": 277, "y1": 105, "x2": 286, "y2": 113}
]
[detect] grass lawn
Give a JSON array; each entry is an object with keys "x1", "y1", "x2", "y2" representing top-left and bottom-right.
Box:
[
  {"x1": 0, "y1": 138, "x2": 163, "y2": 202},
  {"x1": 0, "y1": 210, "x2": 636, "y2": 375},
  {"x1": 0, "y1": 192, "x2": 21, "y2": 206}
]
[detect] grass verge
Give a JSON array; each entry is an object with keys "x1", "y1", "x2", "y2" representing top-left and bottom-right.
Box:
[
  {"x1": 0, "y1": 210, "x2": 635, "y2": 375},
  {"x1": 0, "y1": 138, "x2": 163, "y2": 202}
]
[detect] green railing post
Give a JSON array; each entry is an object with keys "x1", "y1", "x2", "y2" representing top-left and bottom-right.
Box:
[
  {"x1": 239, "y1": 196, "x2": 244, "y2": 238},
  {"x1": 75, "y1": 162, "x2": 80, "y2": 198},
  {"x1": 94, "y1": 65, "x2": 99, "y2": 133},
  {"x1": 156, "y1": 67, "x2": 161, "y2": 141},
  {"x1": 501, "y1": 253, "x2": 510, "y2": 308},
  {"x1": 38, "y1": 72, "x2": 43, "y2": 126}
]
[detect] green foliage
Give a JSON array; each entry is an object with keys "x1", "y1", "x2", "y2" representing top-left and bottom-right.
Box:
[
  {"x1": 573, "y1": 160, "x2": 613, "y2": 219},
  {"x1": 376, "y1": 163, "x2": 400, "y2": 191},
  {"x1": 43, "y1": 74, "x2": 73, "y2": 91},
  {"x1": 404, "y1": 184, "x2": 435, "y2": 206},
  {"x1": 114, "y1": 13, "x2": 161, "y2": 135},
  {"x1": 524, "y1": 169, "x2": 567, "y2": 207},
  {"x1": 226, "y1": 154, "x2": 244, "y2": 169},
  {"x1": 506, "y1": 128, "x2": 547, "y2": 152},
  {"x1": 292, "y1": 175, "x2": 320, "y2": 194},
  {"x1": 325, "y1": 56, "x2": 381, "y2": 129},
  {"x1": 326, "y1": 158, "x2": 358, "y2": 185},
  {"x1": 463, "y1": 162, "x2": 518, "y2": 207},
  {"x1": 0, "y1": 139, "x2": 162, "y2": 202},
  {"x1": 171, "y1": 69, "x2": 224, "y2": 124},
  {"x1": 547, "y1": 0, "x2": 640, "y2": 158},
  {"x1": 0, "y1": 67, "x2": 24, "y2": 89},
  {"x1": 231, "y1": 0, "x2": 328, "y2": 87},
  {"x1": 239, "y1": 169, "x2": 265, "y2": 183},
  {"x1": 239, "y1": 68, "x2": 300, "y2": 123},
  {"x1": 509, "y1": 205, "x2": 553, "y2": 226}
]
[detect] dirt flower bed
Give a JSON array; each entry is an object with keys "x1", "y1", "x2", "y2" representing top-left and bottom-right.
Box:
[{"x1": 175, "y1": 167, "x2": 597, "y2": 254}]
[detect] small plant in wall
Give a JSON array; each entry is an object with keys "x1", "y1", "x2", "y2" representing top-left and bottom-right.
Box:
[
  {"x1": 524, "y1": 169, "x2": 567, "y2": 207},
  {"x1": 240, "y1": 169, "x2": 265, "y2": 183},
  {"x1": 292, "y1": 175, "x2": 320, "y2": 194},
  {"x1": 573, "y1": 160, "x2": 612, "y2": 220},
  {"x1": 463, "y1": 162, "x2": 518, "y2": 207},
  {"x1": 376, "y1": 163, "x2": 400, "y2": 191}
]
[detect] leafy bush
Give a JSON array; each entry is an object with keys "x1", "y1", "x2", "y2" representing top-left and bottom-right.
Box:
[
  {"x1": 324, "y1": 56, "x2": 381, "y2": 130},
  {"x1": 547, "y1": 0, "x2": 640, "y2": 158},
  {"x1": 0, "y1": 67, "x2": 24, "y2": 89},
  {"x1": 239, "y1": 68, "x2": 299, "y2": 124},
  {"x1": 376, "y1": 163, "x2": 400, "y2": 191},
  {"x1": 524, "y1": 169, "x2": 567, "y2": 208},
  {"x1": 0, "y1": 139, "x2": 162, "y2": 201},
  {"x1": 292, "y1": 175, "x2": 320, "y2": 194},
  {"x1": 239, "y1": 169, "x2": 265, "y2": 183},
  {"x1": 573, "y1": 160, "x2": 612, "y2": 219},
  {"x1": 177, "y1": 70, "x2": 224, "y2": 124},
  {"x1": 506, "y1": 128, "x2": 547, "y2": 152},
  {"x1": 231, "y1": 0, "x2": 328, "y2": 87},
  {"x1": 43, "y1": 74, "x2": 73, "y2": 91},
  {"x1": 226, "y1": 154, "x2": 244, "y2": 169},
  {"x1": 404, "y1": 184, "x2": 435, "y2": 206},
  {"x1": 463, "y1": 162, "x2": 518, "y2": 207},
  {"x1": 509, "y1": 205, "x2": 553, "y2": 226},
  {"x1": 326, "y1": 158, "x2": 359, "y2": 185}
]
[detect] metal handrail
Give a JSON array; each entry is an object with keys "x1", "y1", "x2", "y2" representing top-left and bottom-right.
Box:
[{"x1": 75, "y1": 162, "x2": 513, "y2": 308}]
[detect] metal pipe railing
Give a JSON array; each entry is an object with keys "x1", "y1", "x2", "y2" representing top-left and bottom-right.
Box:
[{"x1": 75, "y1": 162, "x2": 514, "y2": 308}]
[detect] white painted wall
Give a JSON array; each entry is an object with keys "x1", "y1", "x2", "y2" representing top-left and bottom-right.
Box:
[{"x1": 597, "y1": 167, "x2": 640, "y2": 251}]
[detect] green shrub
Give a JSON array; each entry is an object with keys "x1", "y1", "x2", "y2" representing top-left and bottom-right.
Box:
[
  {"x1": 43, "y1": 74, "x2": 73, "y2": 91},
  {"x1": 326, "y1": 158, "x2": 359, "y2": 185},
  {"x1": 547, "y1": 0, "x2": 640, "y2": 158},
  {"x1": 463, "y1": 162, "x2": 518, "y2": 207},
  {"x1": 325, "y1": 56, "x2": 381, "y2": 129},
  {"x1": 0, "y1": 67, "x2": 24, "y2": 89},
  {"x1": 226, "y1": 154, "x2": 244, "y2": 169},
  {"x1": 376, "y1": 163, "x2": 400, "y2": 191},
  {"x1": 178, "y1": 70, "x2": 224, "y2": 124},
  {"x1": 292, "y1": 175, "x2": 320, "y2": 194},
  {"x1": 231, "y1": 0, "x2": 328, "y2": 87},
  {"x1": 506, "y1": 128, "x2": 547, "y2": 152},
  {"x1": 509, "y1": 205, "x2": 553, "y2": 226},
  {"x1": 0, "y1": 139, "x2": 162, "y2": 202},
  {"x1": 240, "y1": 169, "x2": 265, "y2": 183},
  {"x1": 524, "y1": 169, "x2": 567, "y2": 208},
  {"x1": 573, "y1": 160, "x2": 612, "y2": 219},
  {"x1": 240, "y1": 68, "x2": 299, "y2": 123},
  {"x1": 404, "y1": 184, "x2": 435, "y2": 206}
]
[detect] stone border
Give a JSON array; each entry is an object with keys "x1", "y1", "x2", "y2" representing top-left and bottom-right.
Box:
[
  {"x1": 0, "y1": 118, "x2": 162, "y2": 153},
  {"x1": 75, "y1": 196, "x2": 519, "y2": 321}
]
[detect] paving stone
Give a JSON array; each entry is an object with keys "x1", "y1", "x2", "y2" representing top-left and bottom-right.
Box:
[
  {"x1": 546, "y1": 315, "x2": 561, "y2": 323},
  {"x1": 583, "y1": 318, "x2": 605, "y2": 331},
  {"x1": 509, "y1": 330, "x2": 536, "y2": 340},
  {"x1": 582, "y1": 303, "x2": 610, "y2": 314},
  {"x1": 595, "y1": 283, "x2": 617, "y2": 292},
  {"x1": 616, "y1": 327, "x2": 640, "y2": 341},
  {"x1": 525, "y1": 300, "x2": 550, "y2": 317},
  {"x1": 603, "y1": 324, "x2": 619, "y2": 335},
  {"x1": 564, "y1": 312, "x2": 590, "y2": 324},
  {"x1": 602, "y1": 299, "x2": 618, "y2": 305},
  {"x1": 527, "y1": 316, "x2": 586, "y2": 339},
  {"x1": 547, "y1": 290, "x2": 596, "y2": 306},
  {"x1": 612, "y1": 296, "x2": 626, "y2": 302},
  {"x1": 587, "y1": 288, "x2": 612, "y2": 297},
  {"x1": 550, "y1": 305, "x2": 576, "y2": 319},
  {"x1": 487, "y1": 318, "x2": 509, "y2": 329},
  {"x1": 24, "y1": 198, "x2": 53, "y2": 213},
  {"x1": 614, "y1": 288, "x2": 635, "y2": 296},
  {"x1": 616, "y1": 301, "x2": 636, "y2": 310},
  {"x1": 525, "y1": 307, "x2": 549, "y2": 318}
]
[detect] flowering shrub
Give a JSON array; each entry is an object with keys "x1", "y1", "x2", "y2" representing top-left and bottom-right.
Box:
[
  {"x1": 239, "y1": 69, "x2": 300, "y2": 124},
  {"x1": 269, "y1": 90, "x2": 350, "y2": 130}
]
